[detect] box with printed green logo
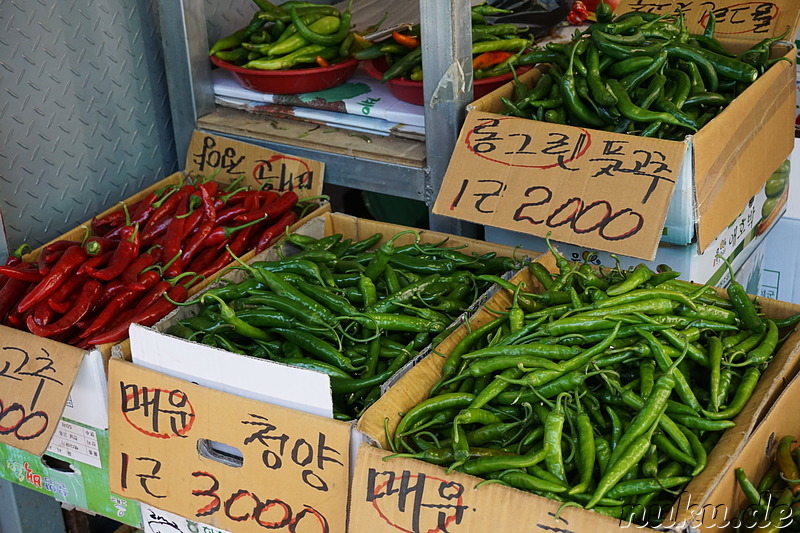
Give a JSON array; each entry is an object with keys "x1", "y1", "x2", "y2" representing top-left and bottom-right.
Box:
[{"x1": 0, "y1": 418, "x2": 141, "y2": 528}]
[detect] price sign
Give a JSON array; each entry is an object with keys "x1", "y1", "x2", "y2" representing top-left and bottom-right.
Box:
[
  {"x1": 109, "y1": 359, "x2": 350, "y2": 533},
  {"x1": 433, "y1": 112, "x2": 686, "y2": 260},
  {"x1": 0, "y1": 326, "x2": 85, "y2": 456},
  {"x1": 185, "y1": 131, "x2": 324, "y2": 199},
  {"x1": 619, "y1": 0, "x2": 793, "y2": 38},
  {"x1": 349, "y1": 445, "x2": 645, "y2": 532}
]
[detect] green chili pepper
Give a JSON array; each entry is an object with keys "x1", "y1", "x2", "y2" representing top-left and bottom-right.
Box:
[{"x1": 702, "y1": 367, "x2": 760, "y2": 420}]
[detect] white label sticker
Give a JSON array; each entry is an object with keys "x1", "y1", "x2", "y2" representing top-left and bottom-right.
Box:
[
  {"x1": 140, "y1": 504, "x2": 232, "y2": 533},
  {"x1": 46, "y1": 420, "x2": 102, "y2": 468}
]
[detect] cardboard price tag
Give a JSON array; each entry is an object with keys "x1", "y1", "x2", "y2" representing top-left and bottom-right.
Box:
[
  {"x1": 185, "y1": 131, "x2": 324, "y2": 199},
  {"x1": 349, "y1": 445, "x2": 636, "y2": 532},
  {"x1": 0, "y1": 326, "x2": 85, "y2": 456},
  {"x1": 108, "y1": 359, "x2": 350, "y2": 533},
  {"x1": 618, "y1": 0, "x2": 799, "y2": 40},
  {"x1": 432, "y1": 112, "x2": 686, "y2": 260}
]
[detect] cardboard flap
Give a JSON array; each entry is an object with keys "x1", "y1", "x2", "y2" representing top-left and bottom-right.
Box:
[
  {"x1": 693, "y1": 45, "x2": 795, "y2": 251},
  {"x1": 432, "y1": 111, "x2": 687, "y2": 260},
  {"x1": 617, "y1": 0, "x2": 800, "y2": 45},
  {"x1": 129, "y1": 323, "x2": 334, "y2": 418},
  {"x1": 184, "y1": 131, "x2": 324, "y2": 199},
  {"x1": 0, "y1": 325, "x2": 85, "y2": 456},
  {"x1": 108, "y1": 359, "x2": 350, "y2": 533}
]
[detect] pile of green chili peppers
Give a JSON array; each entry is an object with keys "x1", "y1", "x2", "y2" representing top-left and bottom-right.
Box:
[
  {"x1": 208, "y1": 0, "x2": 362, "y2": 70},
  {"x1": 386, "y1": 238, "x2": 800, "y2": 525},
  {"x1": 166, "y1": 230, "x2": 529, "y2": 421},
  {"x1": 355, "y1": 3, "x2": 532, "y2": 83},
  {"x1": 734, "y1": 435, "x2": 800, "y2": 531},
  {"x1": 504, "y1": 3, "x2": 791, "y2": 139}
]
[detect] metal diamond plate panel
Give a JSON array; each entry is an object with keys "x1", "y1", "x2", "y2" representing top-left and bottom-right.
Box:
[{"x1": 0, "y1": 0, "x2": 178, "y2": 251}]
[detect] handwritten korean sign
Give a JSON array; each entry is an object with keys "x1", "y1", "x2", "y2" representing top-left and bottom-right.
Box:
[
  {"x1": 109, "y1": 359, "x2": 350, "y2": 533},
  {"x1": 185, "y1": 131, "x2": 324, "y2": 199},
  {"x1": 619, "y1": 0, "x2": 791, "y2": 38},
  {"x1": 0, "y1": 326, "x2": 84, "y2": 456},
  {"x1": 433, "y1": 112, "x2": 686, "y2": 260},
  {"x1": 349, "y1": 445, "x2": 650, "y2": 533}
]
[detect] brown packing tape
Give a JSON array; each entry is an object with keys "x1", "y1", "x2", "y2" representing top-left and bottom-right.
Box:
[
  {"x1": 693, "y1": 44, "x2": 796, "y2": 251},
  {"x1": 356, "y1": 258, "x2": 800, "y2": 531}
]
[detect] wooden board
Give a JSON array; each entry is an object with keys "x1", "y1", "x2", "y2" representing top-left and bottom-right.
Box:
[{"x1": 198, "y1": 107, "x2": 427, "y2": 169}]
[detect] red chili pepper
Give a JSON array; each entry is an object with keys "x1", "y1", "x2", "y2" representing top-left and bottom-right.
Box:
[
  {"x1": 185, "y1": 246, "x2": 218, "y2": 276},
  {"x1": 78, "y1": 251, "x2": 115, "y2": 276},
  {"x1": 235, "y1": 191, "x2": 298, "y2": 225},
  {"x1": 38, "y1": 240, "x2": 77, "y2": 275},
  {"x1": 198, "y1": 180, "x2": 219, "y2": 199},
  {"x1": 41, "y1": 240, "x2": 76, "y2": 256},
  {"x1": 195, "y1": 217, "x2": 264, "y2": 281},
  {"x1": 120, "y1": 252, "x2": 156, "y2": 289},
  {"x1": 393, "y1": 31, "x2": 420, "y2": 49},
  {"x1": 214, "y1": 204, "x2": 249, "y2": 225},
  {"x1": 315, "y1": 55, "x2": 330, "y2": 67},
  {"x1": 567, "y1": 1, "x2": 589, "y2": 24},
  {"x1": 79, "y1": 282, "x2": 155, "y2": 340},
  {"x1": 473, "y1": 50, "x2": 514, "y2": 70},
  {"x1": 143, "y1": 183, "x2": 195, "y2": 236},
  {"x1": 181, "y1": 207, "x2": 205, "y2": 240},
  {"x1": 181, "y1": 188, "x2": 218, "y2": 266},
  {"x1": 139, "y1": 214, "x2": 174, "y2": 245},
  {"x1": 27, "y1": 280, "x2": 103, "y2": 338},
  {"x1": 32, "y1": 300, "x2": 57, "y2": 327},
  {"x1": 224, "y1": 190, "x2": 278, "y2": 205},
  {"x1": 130, "y1": 192, "x2": 159, "y2": 226},
  {"x1": 256, "y1": 211, "x2": 299, "y2": 253},
  {"x1": 91, "y1": 202, "x2": 138, "y2": 236},
  {"x1": 201, "y1": 216, "x2": 268, "y2": 250},
  {"x1": 161, "y1": 195, "x2": 191, "y2": 279},
  {"x1": 86, "y1": 284, "x2": 188, "y2": 345},
  {"x1": 0, "y1": 263, "x2": 45, "y2": 283},
  {"x1": 83, "y1": 236, "x2": 119, "y2": 257},
  {"x1": 84, "y1": 226, "x2": 140, "y2": 282},
  {"x1": 94, "y1": 279, "x2": 128, "y2": 309},
  {"x1": 16, "y1": 246, "x2": 88, "y2": 313},
  {"x1": 47, "y1": 274, "x2": 89, "y2": 314}
]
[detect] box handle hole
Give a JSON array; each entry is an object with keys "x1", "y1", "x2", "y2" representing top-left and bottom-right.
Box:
[
  {"x1": 197, "y1": 439, "x2": 244, "y2": 468},
  {"x1": 41, "y1": 454, "x2": 76, "y2": 473}
]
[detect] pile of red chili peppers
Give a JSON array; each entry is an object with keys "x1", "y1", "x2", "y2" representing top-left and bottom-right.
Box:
[
  {"x1": 0, "y1": 174, "x2": 306, "y2": 348},
  {"x1": 384, "y1": 238, "x2": 800, "y2": 526}
]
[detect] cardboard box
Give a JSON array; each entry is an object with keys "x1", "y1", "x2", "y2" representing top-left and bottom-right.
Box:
[
  {"x1": 351, "y1": 260, "x2": 800, "y2": 532},
  {"x1": 432, "y1": 0, "x2": 799, "y2": 261},
  {"x1": 107, "y1": 358, "x2": 352, "y2": 533},
  {"x1": 0, "y1": 418, "x2": 142, "y2": 528},
  {"x1": 686, "y1": 371, "x2": 800, "y2": 531},
  {"x1": 760, "y1": 216, "x2": 800, "y2": 305},
  {"x1": 486, "y1": 163, "x2": 788, "y2": 288},
  {"x1": 107, "y1": 212, "x2": 545, "y2": 532}
]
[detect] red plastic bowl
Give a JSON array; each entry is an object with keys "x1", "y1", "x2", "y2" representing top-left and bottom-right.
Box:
[
  {"x1": 363, "y1": 58, "x2": 529, "y2": 106},
  {"x1": 211, "y1": 55, "x2": 360, "y2": 94}
]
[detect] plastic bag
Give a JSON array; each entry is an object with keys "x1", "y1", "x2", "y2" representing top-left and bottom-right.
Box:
[{"x1": 485, "y1": 0, "x2": 573, "y2": 39}]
